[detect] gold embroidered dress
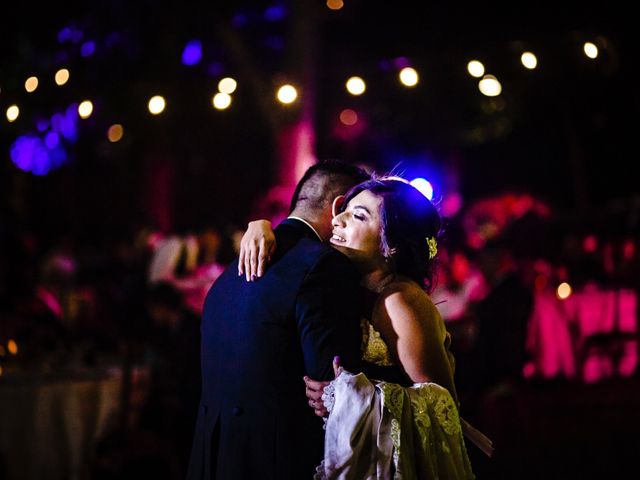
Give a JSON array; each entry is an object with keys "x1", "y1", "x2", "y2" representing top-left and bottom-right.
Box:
[{"x1": 315, "y1": 320, "x2": 475, "y2": 480}]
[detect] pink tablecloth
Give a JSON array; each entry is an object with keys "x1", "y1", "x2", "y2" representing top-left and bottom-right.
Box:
[{"x1": 526, "y1": 285, "x2": 638, "y2": 383}]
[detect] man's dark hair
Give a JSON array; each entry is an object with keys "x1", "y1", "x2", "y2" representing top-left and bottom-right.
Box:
[{"x1": 289, "y1": 160, "x2": 370, "y2": 214}]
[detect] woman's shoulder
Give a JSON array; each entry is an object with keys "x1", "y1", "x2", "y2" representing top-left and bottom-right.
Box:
[
  {"x1": 379, "y1": 277, "x2": 434, "y2": 304},
  {"x1": 376, "y1": 277, "x2": 439, "y2": 318}
]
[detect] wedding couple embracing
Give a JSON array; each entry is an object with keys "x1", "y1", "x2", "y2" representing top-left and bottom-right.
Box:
[{"x1": 186, "y1": 160, "x2": 488, "y2": 480}]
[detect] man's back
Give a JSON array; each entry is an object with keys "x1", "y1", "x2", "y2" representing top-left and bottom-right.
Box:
[{"x1": 188, "y1": 219, "x2": 362, "y2": 480}]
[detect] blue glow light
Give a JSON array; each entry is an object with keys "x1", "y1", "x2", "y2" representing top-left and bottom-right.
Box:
[
  {"x1": 45, "y1": 132, "x2": 60, "y2": 149},
  {"x1": 58, "y1": 27, "x2": 72, "y2": 43},
  {"x1": 50, "y1": 105, "x2": 79, "y2": 142},
  {"x1": 410, "y1": 178, "x2": 434, "y2": 200},
  {"x1": 10, "y1": 135, "x2": 68, "y2": 176},
  {"x1": 264, "y1": 4, "x2": 286, "y2": 21},
  {"x1": 182, "y1": 40, "x2": 203, "y2": 66},
  {"x1": 81, "y1": 41, "x2": 96, "y2": 57}
]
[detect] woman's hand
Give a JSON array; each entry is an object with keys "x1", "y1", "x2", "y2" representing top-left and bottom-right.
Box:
[{"x1": 238, "y1": 220, "x2": 276, "y2": 281}]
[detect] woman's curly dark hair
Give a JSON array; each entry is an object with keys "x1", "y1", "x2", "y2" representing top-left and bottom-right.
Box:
[{"x1": 341, "y1": 177, "x2": 441, "y2": 292}]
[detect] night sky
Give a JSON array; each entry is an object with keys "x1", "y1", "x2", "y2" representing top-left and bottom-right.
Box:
[{"x1": 1, "y1": 1, "x2": 634, "y2": 241}]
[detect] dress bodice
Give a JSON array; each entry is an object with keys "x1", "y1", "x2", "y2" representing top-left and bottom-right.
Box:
[{"x1": 361, "y1": 318, "x2": 395, "y2": 367}]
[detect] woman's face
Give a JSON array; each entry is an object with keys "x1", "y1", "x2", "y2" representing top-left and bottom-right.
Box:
[{"x1": 330, "y1": 190, "x2": 385, "y2": 272}]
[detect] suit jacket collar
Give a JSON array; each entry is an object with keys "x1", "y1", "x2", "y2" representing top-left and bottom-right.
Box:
[{"x1": 279, "y1": 217, "x2": 322, "y2": 242}]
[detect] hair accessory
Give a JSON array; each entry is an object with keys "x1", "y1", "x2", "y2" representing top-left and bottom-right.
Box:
[{"x1": 426, "y1": 237, "x2": 438, "y2": 260}]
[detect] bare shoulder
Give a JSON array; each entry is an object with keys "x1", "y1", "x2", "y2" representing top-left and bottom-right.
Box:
[{"x1": 378, "y1": 277, "x2": 438, "y2": 317}]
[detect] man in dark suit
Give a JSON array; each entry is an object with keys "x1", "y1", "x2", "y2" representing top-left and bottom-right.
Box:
[{"x1": 187, "y1": 161, "x2": 370, "y2": 480}]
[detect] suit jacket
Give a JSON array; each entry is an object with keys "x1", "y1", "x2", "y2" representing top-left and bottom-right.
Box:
[{"x1": 186, "y1": 218, "x2": 363, "y2": 480}]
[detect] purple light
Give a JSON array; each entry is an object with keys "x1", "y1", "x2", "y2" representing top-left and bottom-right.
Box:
[
  {"x1": 45, "y1": 132, "x2": 60, "y2": 149},
  {"x1": 264, "y1": 4, "x2": 286, "y2": 21},
  {"x1": 50, "y1": 105, "x2": 79, "y2": 142},
  {"x1": 58, "y1": 27, "x2": 72, "y2": 43},
  {"x1": 181, "y1": 40, "x2": 202, "y2": 66},
  {"x1": 10, "y1": 135, "x2": 68, "y2": 175},
  {"x1": 81, "y1": 41, "x2": 96, "y2": 57},
  {"x1": 393, "y1": 57, "x2": 410, "y2": 69}
]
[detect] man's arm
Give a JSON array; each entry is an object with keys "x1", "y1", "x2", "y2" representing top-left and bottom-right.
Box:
[{"x1": 295, "y1": 250, "x2": 362, "y2": 381}]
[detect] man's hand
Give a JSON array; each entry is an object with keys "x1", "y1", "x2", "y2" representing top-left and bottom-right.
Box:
[
  {"x1": 304, "y1": 356, "x2": 342, "y2": 418},
  {"x1": 237, "y1": 220, "x2": 276, "y2": 281}
]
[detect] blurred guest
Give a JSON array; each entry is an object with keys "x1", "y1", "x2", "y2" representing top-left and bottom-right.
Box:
[
  {"x1": 471, "y1": 238, "x2": 534, "y2": 393},
  {"x1": 171, "y1": 228, "x2": 226, "y2": 315},
  {"x1": 137, "y1": 282, "x2": 201, "y2": 478}
]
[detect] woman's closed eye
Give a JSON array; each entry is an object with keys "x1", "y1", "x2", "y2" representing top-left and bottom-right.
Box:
[{"x1": 354, "y1": 213, "x2": 366, "y2": 221}]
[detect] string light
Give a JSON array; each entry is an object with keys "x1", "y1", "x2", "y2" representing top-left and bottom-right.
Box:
[
  {"x1": 346, "y1": 76, "x2": 366, "y2": 95},
  {"x1": 55, "y1": 68, "x2": 70, "y2": 86},
  {"x1": 148, "y1": 95, "x2": 166, "y2": 115},
  {"x1": 218, "y1": 77, "x2": 237, "y2": 94},
  {"x1": 6, "y1": 105, "x2": 20, "y2": 122},
  {"x1": 584, "y1": 42, "x2": 598, "y2": 59},
  {"x1": 7, "y1": 340, "x2": 18, "y2": 355},
  {"x1": 327, "y1": 0, "x2": 344, "y2": 10},
  {"x1": 467, "y1": 60, "x2": 485, "y2": 78},
  {"x1": 399, "y1": 67, "x2": 419, "y2": 87},
  {"x1": 107, "y1": 124, "x2": 124, "y2": 142},
  {"x1": 478, "y1": 74, "x2": 502, "y2": 96},
  {"x1": 78, "y1": 100, "x2": 94, "y2": 119},
  {"x1": 0, "y1": 30, "x2": 615, "y2": 165},
  {"x1": 213, "y1": 92, "x2": 232, "y2": 110},
  {"x1": 521, "y1": 52, "x2": 537, "y2": 69},
  {"x1": 25, "y1": 76, "x2": 39, "y2": 93},
  {"x1": 557, "y1": 282, "x2": 572, "y2": 300},
  {"x1": 277, "y1": 84, "x2": 298, "y2": 104}
]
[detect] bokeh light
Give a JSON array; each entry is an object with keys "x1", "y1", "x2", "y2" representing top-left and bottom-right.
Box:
[
  {"x1": 55, "y1": 68, "x2": 70, "y2": 86},
  {"x1": 148, "y1": 95, "x2": 166, "y2": 114},
  {"x1": 557, "y1": 282, "x2": 572, "y2": 300},
  {"x1": 327, "y1": 0, "x2": 344, "y2": 10},
  {"x1": 80, "y1": 41, "x2": 96, "y2": 57},
  {"x1": 521, "y1": 52, "x2": 538, "y2": 69},
  {"x1": 399, "y1": 67, "x2": 419, "y2": 87},
  {"x1": 346, "y1": 76, "x2": 366, "y2": 95},
  {"x1": 78, "y1": 100, "x2": 94, "y2": 119},
  {"x1": 7, "y1": 340, "x2": 18, "y2": 355},
  {"x1": 339, "y1": 109, "x2": 358, "y2": 126},
  {"x1": 584, "y1": 42, "x2": 598, "y2": 59},
  {"x1": 212, "y1": 92, "x2": 232, "y2": 110},
  {"x1": 25, "y1": 76, "x2": 39, "y2": 92},
  {"x1": 6, "y1": 105, "x2": 20, "y2": 122},
  {"x1": 182, "y1": 39, "x2": 203, "y2": 66},
  {"x1": 467, "y1": 60, "x2": 485, "y2": 78},
  {"x1": 478, "y1": 75, "x2": 502, "y2": 97},
  {"x1": 277, "y1": 84, "x2": 298, "y2": 104},
  {"x1": 410, "y1": 178, "x2": 434, "y2": 200},
  {"x1": 218, "y1": 77, "x2": 237, "y2": 94},
  {"x1": 107, "y1": 124, "x2": 124, "y2": 142}
]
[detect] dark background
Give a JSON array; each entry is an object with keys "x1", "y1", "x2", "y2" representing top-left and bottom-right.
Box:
[{"x1": 1, "y1": 1, "x2": 635, "y2": 240}]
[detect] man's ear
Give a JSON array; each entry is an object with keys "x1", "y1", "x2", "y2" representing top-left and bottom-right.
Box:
[{"x1": 332, "y1": 195, "x2": 346, "y2": 217}]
